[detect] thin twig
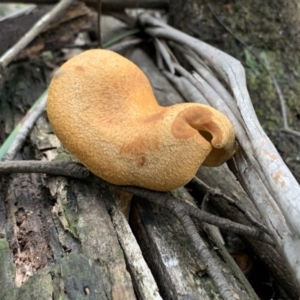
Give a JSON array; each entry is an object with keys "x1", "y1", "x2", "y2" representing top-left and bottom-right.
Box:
[
  {"x1": 281, "y1": 127, "x2": 300, "y2": 138},
  {"x1": 0, "y1": 160, "x2": 273, "y2": 245},
  {"x1": 102, "y1": 28, "x2": 141, "y2": 48},
  {"x1": 0, "y1": 4, "x2": 36, "y2": 22},
  {"x1": 1, "y1": 91, "x2": 48, "y2": 161},
  {"x1": 177, "y1": 213, "x2": 235, "y2": 299},
  {"x1": 153, "y1": 38, "x2": 178, "y2": 74},
  {"x1": 185, "y1": 54, "x2": 242, "y2": 120},
  {"x1": 162, "y1": 70, "x2": 209, "y2": 104},
  {"x1": 203, "y1": 222, "x2": 259, "y2": 299},
  {"x1": 0, "y1": 160, "x2": 89, "y2": 178},
  {"x1": 122, "y1": 186, "x2": 273, "y2": 245},
  {"x1": 104, "y1": 195, "x2": 162, "y2": 300},
  {"x1": 192, "y1": 176, "x2": 269, "y2": 234},
  {"x1": 107, "y1": 38, "x2": 142, "y2": 52}
]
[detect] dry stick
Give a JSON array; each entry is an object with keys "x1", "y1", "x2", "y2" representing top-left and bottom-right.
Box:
[
  {"x1": 192, "y1": 176, "x2": 269, "y2": 234},
  {"x1": 166, "y1": 41, "x2": 245, "y2": 126},
  {"x1": 167, "y1": 41, "x2": 239, "y2": 112},
  {"x1": 180, "y1": 216, "x2": 234, "y2": 299},
  {"x1": 0, "y1": 5, "x2": 36, "y2": 22},
  {"x1": 0, "y1": 160, "x2": 273, "y2": 245},
  {"x1": 162, "y1": 71, "x2": 209, "y2": 105},
  {"x1": 0, "y1": 160, "x2": 90, "y2": 178},
  {"x1": 104, "y1": 195, "x2": 162, "y2": 300},
  {"x1": 0, "y1": 0, "x2": 74, "y2": 70},
  {"x1": 3, "y1": 92, "x2": 48, "y2": 161},
  {"x1": 107, "y1": 38, "x2": 143, "y2": 52},
  {"x1": 280, "y1": 127, "x2": 300, "y2": 137},
  {"x1": 153, "y1": 38, "x2": 179, "y2": 73},
  {"x1": 185, "y1": 54, "x2": 243, "y2": 122},
  {"x1": 63, "y1": 38, "x2": 142, "y2": 52},
  {"x1": 138, "y1": 13, "x2": 300, "y2": 287},
  {"x1": 154, "y1": 40, "x2": 164, "y2": 70},
  {"x1": 153, "y1": 38, "x2": 174, "y2": 74},
  {"x1": 122, "y1": 186, "x2": 274, "y2": 245}
]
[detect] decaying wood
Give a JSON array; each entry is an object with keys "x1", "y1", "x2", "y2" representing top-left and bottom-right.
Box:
[
  {"x1": 1, "y1": 129, "x2": 136, "y2": 299},
  {"x1": 47, "y1": 178, "x2": 136, "y2": 299},
  {"x1": 130, "y1": 188, "x2": 261, "y2": 300}
]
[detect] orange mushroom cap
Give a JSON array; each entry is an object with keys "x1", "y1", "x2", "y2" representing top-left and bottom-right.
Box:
[{"x1": 47, "y1": 49, "x2": 236, "y2": 191}]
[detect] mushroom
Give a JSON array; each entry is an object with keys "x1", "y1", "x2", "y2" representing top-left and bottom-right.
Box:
[{"x1": 47, "y1": 49, "x2": 236, "y2": 191}]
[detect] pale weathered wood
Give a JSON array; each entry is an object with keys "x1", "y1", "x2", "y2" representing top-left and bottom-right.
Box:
[
  {"x1": 128, "y1": 47, "x2": 299, "y2": 299},
  {"x1": 103, "y1": 194, "x2": 162, "y2": 300},
  {"x1": 137, "y1": 12, "x2": 300, "y2": 292}
]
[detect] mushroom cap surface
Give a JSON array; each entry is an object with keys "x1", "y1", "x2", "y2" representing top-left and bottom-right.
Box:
[{"x1": 47, "y1": 49, "x2": 236, "y2": 191}]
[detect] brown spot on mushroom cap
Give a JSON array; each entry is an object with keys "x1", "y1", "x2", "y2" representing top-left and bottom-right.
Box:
[
  {"x1": 138, "y1": 156, "x2": 146, "y2": 167},
  {"x1": 75, "y1": 65, "x2": 85, "y2": 72},
  {"x1": 47, "y1": 49, "x2": 236, "y2": 191}
]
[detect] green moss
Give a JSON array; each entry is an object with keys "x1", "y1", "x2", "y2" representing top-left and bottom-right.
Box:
[
  {"x1": 0, "y1": 239, "x2": 17, "y2": 300},
  {"x1": 51, "y1": 253, "x2": 108, "y2": 299},
  {"x1": 17, "y1": 269, "x2": 53, "y2": 300}
]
